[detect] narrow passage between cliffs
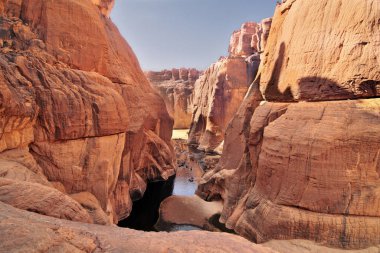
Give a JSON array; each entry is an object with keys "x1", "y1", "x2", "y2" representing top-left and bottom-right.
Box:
[{"x1": 118, "y1": 129, "x2": 219, "y2": 232}]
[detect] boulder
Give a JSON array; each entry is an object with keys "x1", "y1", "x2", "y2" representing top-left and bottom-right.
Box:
[{"x1": 0, "y1": 178, "x2": 92, "y2": 223}]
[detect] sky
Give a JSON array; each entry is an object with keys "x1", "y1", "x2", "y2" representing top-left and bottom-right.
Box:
[{"x1": 111, "y1": 0, "x2": 277, "y2": 71}]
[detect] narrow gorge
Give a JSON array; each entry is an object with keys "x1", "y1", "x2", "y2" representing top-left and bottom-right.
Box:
[{"x1": 0, "y1": 0, "x2": 379, "y2": 252}]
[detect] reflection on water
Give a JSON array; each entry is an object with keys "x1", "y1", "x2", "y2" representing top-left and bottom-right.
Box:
[
  {"x1": 172, "y1": 169, "x2": 197, "y2": 196},
  {"x1": 172, "y1": 129, "x2": 189, "y2": 140},
  {"x1": 119, "y1": 130, "x2": 218, "y2": 232},
  {"x1": 167, "y1": 224, "x2": 201, "y2": 232},
  {"x1": 164, "y1": 129, "x2": 206, "y2": 232},
  {"x1": 172, "y1": 129, "x2": 204, "y2": 197}
]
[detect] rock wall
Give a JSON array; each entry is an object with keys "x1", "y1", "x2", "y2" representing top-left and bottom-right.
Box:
[
  {"x1": 0, "y1": 202, "x2": 278, "y2": 253},
  {"x1": 197, "y1": 0, "x2": 380, "y2": 249},
  {"x1": 0, "y1": 0, "x2": 175, "y2": 224},
  {"x1": 229, "y1": 22, "x2": 261, "y2": 57},
  {"x1": 147, "y1": 68, "x2": 201, "y2": 129},
  {"x1": 189, "y1": 20, "x2": 272, "y2": 152},
  {"x1": 91, "y1": 0, "x2": 115, "y2": 16}
]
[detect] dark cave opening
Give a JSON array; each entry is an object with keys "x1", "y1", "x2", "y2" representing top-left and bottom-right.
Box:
[{"x1": 117, "y1": 175, "x2": 175, "y2": 231}]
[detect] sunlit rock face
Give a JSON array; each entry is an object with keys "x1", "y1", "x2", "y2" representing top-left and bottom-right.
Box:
[
  {"x1": 260, "y1": 0, "x2": 380, "y2": 101},
  {"x1": 91, "y1": 0, "x2": 115, "y2": 17},
  {"x1": 197, "y1": 0, "x2": 380, "y2": 249},
  {"x1": 229, "y1": 22, "x2": 261, "y2": 57},
  {"x1": 0, "y1": 202, "x2": 279, "y2": 253},
  {"x1": 147, "y1": 68, "x2": 202, "y2": 129},
  {"x1": 188, "y1": 19, "x2": 272, "y2": 152},
  {"x1": 0, "y1": 0, "x2": 175, "y2": 224}
]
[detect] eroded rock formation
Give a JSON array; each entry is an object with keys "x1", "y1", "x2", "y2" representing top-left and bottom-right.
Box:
[
  {"x1": 0, "y1": 202, "x2": 278, "y2": 253},
  {"x1": 198, "y1": 0, "x2": 380, "y2": 249},
  {"x1": 147, "y1": 68, "x2": 201, "y2": 129},
  {"x1": 92, "y1": 0, "x2": 115, "y2": 16},
  {"x1": 0, "y1": 0, "x2": 174, "y2": 224},
  {"x1": 188, "y1": 20, "x2": 272, "y2": 152}
]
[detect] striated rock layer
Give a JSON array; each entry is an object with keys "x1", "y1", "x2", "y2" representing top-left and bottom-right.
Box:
[
  {"x1": 197, "y1": 0, "x2": 380, "y2": 249},
  {"x1": 0, "y1": 202, "x2": 278, "y2": 253},
  {"x1": 189, "y1": 20, "x2": 272, "y2": 152},
  {"x1": 147, "y1": 68, "x2": 201, "y2": 129},
  {"x1": 0, "y1": 0, "x2": 175, "y2": 224},
  {"x1": 260, "y1": 0, "x2": 380, "y2": 101},
  {"x1": 91, "y1": 0, "x2": 115, "y2": 16}
]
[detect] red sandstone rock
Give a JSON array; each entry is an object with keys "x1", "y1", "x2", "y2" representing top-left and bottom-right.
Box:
[
  {"x1": 188, "y1": 20, "x2": 272, "y2": 152},
  {"x1": 229, "y1": 22, "x2": 261, "y2": 57},
  {"x1": 0, "y1": 178, "x2": 93, "y2": 223},
  {"x1": 0, "y1": 202, "x2": 278, "y2": 253},
  {"x1": 70, "y1": 191, "x2": 112, "y2": 225},
  {"x1": 197, "y1": 0, "x2": 380, "y2": 249},
  {"x1": 259, "y1": 18, "x2": 272, "y2": 53},
  {"x1": 0, "y1": 0, "x2": 174, "y2": 225},
  {"x1": 200, "y1": 96, "x2": 380, "y2": 250},
  {"x1": 91, "y1": 0, "x2": 115, "y2": 17},
  {"x1": 264, "y1": 239, "x2": 380, "y2": 253},
  {"x1": 189, "y1": 57, "x2": 252, "y2": 151},
  {"x1": 147, "y1": 68, "x2": 201, "y2": 129},
  {"x1": 0, "y1": 147, "x2": 51, "y2": 189},
  {"x1": 260, "y1": 0, "x2": 380, "y2": 101}
]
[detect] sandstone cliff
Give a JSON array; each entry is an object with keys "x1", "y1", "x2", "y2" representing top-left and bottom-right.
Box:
[
  {"x1": 0, "y1": 202, "x2": 278, "y2": 253},
  {"x1": 147, "y1": 68, "x2": 201, "y2": 129},
  {"x1": 0, "y1": 0, "x2": 175, "y2": 224},
  {"x1": 198, "y1": 0, "x2": 380, "y2": 249},
  {"x1": 188, "y1": 20, "x2": 272, "y2": 152}
]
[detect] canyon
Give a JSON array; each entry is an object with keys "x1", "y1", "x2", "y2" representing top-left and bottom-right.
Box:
[
  {"x1": 0, "y1": 0, "x2": 379, "y2": 252},
  {"x1": 197, "y1": 0, "x2": 380, "y2": 250},
  {"x1": 188, "y1": 19, "x2": 272, "y2": 152},
  {"x1": 0, "y1": 0, "x2": 177, "y2": 225},
  {"x1": 146, "y1": 68, "x2": 201, "y2": 129},
  {"x1": 0, "y1": 0, "x2": 278, "y2": 252}
]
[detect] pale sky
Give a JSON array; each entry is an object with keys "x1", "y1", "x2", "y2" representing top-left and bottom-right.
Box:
[{"x1": 111, "y1": 0, "x2": 277, "y2": 71}]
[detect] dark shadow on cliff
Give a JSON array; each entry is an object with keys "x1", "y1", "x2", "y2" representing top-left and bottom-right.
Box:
[
  {"x1": 263, "y1": 42, "x2": 293, "y2": 100},
  {"x1": 263, "y1": 42, "x2": 380, "y2": 101},
  {"x1": 297, "y1": 76, "x2": 379, "y2": 101},
  {"x1": 188, "y1": 114, "x2": 206, "y2": 146}
]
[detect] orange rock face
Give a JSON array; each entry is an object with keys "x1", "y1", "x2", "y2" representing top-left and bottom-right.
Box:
[
  {"x1": 91, "y1": 0, "x2": 115, "y2": 16},
  {"x1": 260, "y1": 0, "x2": 380, "y2": 101},
  {"x1": 0, "y1": 0, "x2": 174, "y2": 224},
  {"x1": 189, "y1": 20, "x2": 271, "y2": 152},
  {"x1": 229, "y1": 22, "x2": 261, "y2": 57},
  {"x1": 189, "y1": 57, "x2": 253, "y2": 151},
  {"x1": 0, "y1": 178, "x2": 93, "y2": 223},
  {"x1": 147, "y1": 68, "x2": 201, "y2": 129},
  {"x1": 0, "y1": 202, "x2": 278, "y2": 253},
  {"x1": 197, "y1": 0, "x2": 380, "y2": 249}
]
